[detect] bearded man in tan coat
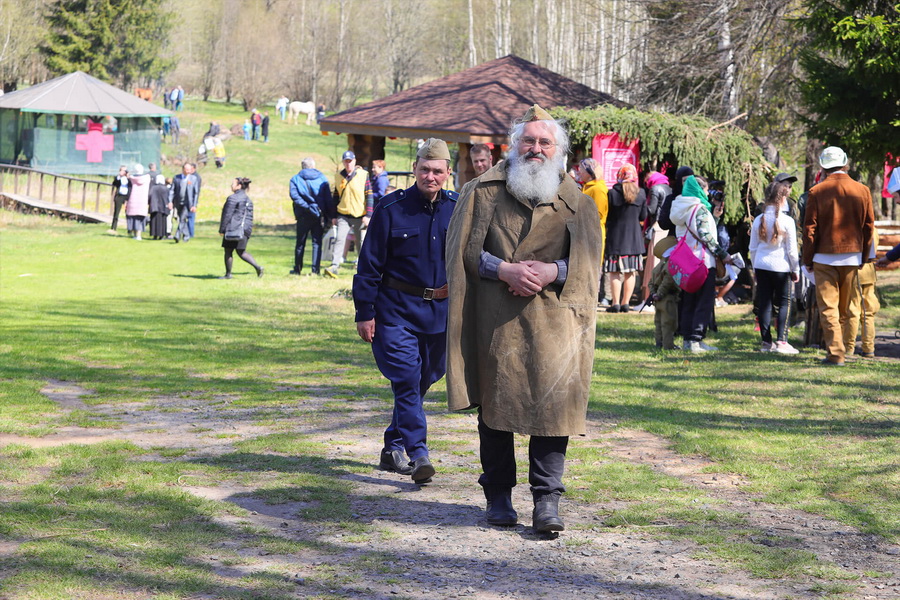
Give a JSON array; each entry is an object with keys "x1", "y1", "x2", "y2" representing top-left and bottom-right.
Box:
[{"x1": 446, "y1": 105, "x2": 601, "y2": 533}]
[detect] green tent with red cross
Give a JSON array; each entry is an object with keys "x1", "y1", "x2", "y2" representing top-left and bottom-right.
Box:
[{"x1": 0, "y1": 71, "x2": 170, "y2": 176}]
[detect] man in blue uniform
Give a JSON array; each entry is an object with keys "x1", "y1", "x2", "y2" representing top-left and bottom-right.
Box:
[{"x1": 352, "y1": 138, "x2": 457, "y2": 484}]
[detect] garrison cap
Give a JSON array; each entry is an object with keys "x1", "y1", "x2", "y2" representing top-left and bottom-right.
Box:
[
  {"x1": 416, "y1": 138, "x2": 451, "y2": 161},
  {"x1": 522, "y1": 104, "x2": 554, "y2": 122}
]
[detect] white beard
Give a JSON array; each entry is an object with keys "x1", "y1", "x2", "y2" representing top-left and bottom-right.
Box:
[{"x1": 506, "y1": 151, "x2": 561, "y2": 206}]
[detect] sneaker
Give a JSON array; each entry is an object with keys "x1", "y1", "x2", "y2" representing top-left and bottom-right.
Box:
[
  {"x1": 760, "y1": 342, "x2": 773, "y2": 352},
  {"x1": 323, "y1": 266, "x2": 338, "y2": 279},
  {"x1": 714, "y1": 298, "x2": 726, "y2": 308},
  {"x1": 599, "y1": 298, "x2": 611, "y2": 307},
  {"x1": 686, "y1": 341, "x2": 706, "y2": 353},
  {"x1": 698, "y1": 341, "x2": 718, "y2": 351},
  {"x1": 860, "y1": 352, "x2": 875, "y2": 359},
  {"x1": 606, "y1": 304, "x2": 620, "y2": 313},
  {"x1": 619, "y1": 305, "x2": 631, "y2": 313},
  {"x1": 773, "y1": 341, "x2": 799, "y2": 355}
]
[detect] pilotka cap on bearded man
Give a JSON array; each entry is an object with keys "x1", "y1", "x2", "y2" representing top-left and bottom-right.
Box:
[
  {"x1": 417, "y1": 138, "x2": 451, "y2": 161},
  {"x1": 522, "y1": 104, "x2": 554, "y2": 122}
]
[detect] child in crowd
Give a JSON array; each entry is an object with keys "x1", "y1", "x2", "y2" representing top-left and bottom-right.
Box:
[
  {"x1": 749, "y1": 181, "x2": 800, "y2": 354},
  {"x1": 649, "y1": 237, "x2": 680, "y2": 349},
  {"x1": 846, "y1": 232, "x2": 880, "y2": 358},
  {"x1": 213, "y1": 138, "x2": 226, "y2": 168}
]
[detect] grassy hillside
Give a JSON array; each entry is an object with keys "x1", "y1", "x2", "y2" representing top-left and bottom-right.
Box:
[{"x1": 161, "y1": 98, "x2": 423, "y2": 226}]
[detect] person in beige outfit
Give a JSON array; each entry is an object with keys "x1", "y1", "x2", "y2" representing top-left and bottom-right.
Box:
[{"x1": 801, "y1": 146, "x2": 875, "y2": 366}]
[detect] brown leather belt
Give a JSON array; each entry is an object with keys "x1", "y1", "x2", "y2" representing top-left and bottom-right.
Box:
[{"x1": 385, "y1": 277, "x2": 448, "y2": 300}]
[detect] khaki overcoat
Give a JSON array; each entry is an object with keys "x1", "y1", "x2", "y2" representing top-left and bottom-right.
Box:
[{"x1": 445, "y1": 161, "x2": 601, "y2": 436}]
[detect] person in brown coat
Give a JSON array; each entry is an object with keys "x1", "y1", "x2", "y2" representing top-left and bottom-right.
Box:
[
  {"x1": 446, "y1": 104, "x2": 601, "y2": 534},
  {"x1": 802, "y1": 146, "x2": 875, "y2": 366}
]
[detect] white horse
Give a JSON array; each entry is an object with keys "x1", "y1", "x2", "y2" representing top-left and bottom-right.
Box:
[{"x1": 288, "y1": 101, "x2": 315, "y2": 125}]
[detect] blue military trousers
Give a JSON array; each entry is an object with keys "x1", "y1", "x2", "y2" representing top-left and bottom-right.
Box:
[{"x1": 372, "y1": 323, "x2": 446, "y2": 462}]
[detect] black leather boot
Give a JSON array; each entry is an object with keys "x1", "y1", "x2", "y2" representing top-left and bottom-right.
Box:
[
  {"x1": 484, "y1": 487, "x2": 518, "y2": 526},
  {"x1": 532, "y1": 494, "x2": 564, "y2": 533}
]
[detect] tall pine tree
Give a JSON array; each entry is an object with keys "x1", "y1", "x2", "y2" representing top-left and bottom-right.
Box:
[
  {"x1": 42, "y1": 0, "x2": 175, "y2": 88},
  {"x1": 798, "y1": 0, "x2": 900, "y2": 168}
]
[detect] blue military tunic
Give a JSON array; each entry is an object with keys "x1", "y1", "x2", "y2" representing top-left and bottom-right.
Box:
[
  {"x1": 352, "y1": 183, "x2": 458, "y2": 462},
  {"x1": 353, "y1": 184, "x2": 458, "y2": 334}
]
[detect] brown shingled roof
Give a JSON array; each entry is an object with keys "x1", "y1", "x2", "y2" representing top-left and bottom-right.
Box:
[{"x1": 319, "y1": 55, "x2": 622, "y2": 144}]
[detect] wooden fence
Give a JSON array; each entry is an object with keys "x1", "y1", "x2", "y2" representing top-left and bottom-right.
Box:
[{"x1": 0, "y1": 165, "x2": 113, "y2": 222}]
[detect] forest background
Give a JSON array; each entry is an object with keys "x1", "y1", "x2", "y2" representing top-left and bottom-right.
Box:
[{"x1": 1, "y1": 0, "x2": 899, "y2": 217}]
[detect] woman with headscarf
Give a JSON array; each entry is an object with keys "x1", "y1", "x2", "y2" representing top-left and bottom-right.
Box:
[
  {"x1": 604, "y1": 164, "x2": 648, "y2": 312},
  {"x1": 125, "y1": 163, "x2": 151, "y2": 240},
  {"x1": 669, "y1": 175, "x2": 732, "y2": 352},
  {"x1": 218, "y1": 177, "x2": 264, "y2": 279},
  {"x1": 147, "y1": 174, "x2": 170, "y2": 240}
]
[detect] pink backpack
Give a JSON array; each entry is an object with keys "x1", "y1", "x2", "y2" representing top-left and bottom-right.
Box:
[{"x1": 667, "y1": 205, "x2": 708, "y2": 293}]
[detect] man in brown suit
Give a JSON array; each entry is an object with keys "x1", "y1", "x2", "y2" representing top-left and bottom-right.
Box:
[
  {"x1": 802, "y1": 146, "x2": 875, "y2": 366},
  {"x1": 446, "y1": 105, "x2": 600, "y2": 533}
]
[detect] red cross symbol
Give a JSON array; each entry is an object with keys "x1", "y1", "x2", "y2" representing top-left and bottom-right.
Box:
[{"x1": 75, "y1": 121, "x2": 114, "y2": 163}]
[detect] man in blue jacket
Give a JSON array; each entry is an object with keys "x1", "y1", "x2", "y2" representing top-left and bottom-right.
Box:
[
  {"x1": 289, "y1": 157, "x2": 333, "y2": 275},
  {"x1": 352, "y1": 138, "x2": 457, "y2": 484}
]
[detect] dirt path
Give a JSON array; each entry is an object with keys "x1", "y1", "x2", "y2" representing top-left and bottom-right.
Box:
[{"x1": 2, "y1": 380, "x2": 898, "y2": 599}]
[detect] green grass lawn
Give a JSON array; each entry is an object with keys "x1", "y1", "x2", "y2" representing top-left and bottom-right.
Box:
[
  {"x1": 1, "y1": 212, "x2": 898, "y2": 598},
  {"x1": 161, "y1": 98, "x2": 422, "y2": 227},
  {"x1": 1, "y1": 98, "x2": 898, "y2": 598}
]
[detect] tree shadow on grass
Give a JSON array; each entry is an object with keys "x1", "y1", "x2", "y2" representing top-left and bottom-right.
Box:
[{"x1": 171, "y1": 273, "x2": 231, "y2": 280}]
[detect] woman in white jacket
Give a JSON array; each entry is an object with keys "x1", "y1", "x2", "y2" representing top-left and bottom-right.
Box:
[
  {"x1": 669, "y1": 176, "x2": 731, "y2": 353},
  {"x1": 749, "y1": 182, "x2": 800, "y2": 354}
]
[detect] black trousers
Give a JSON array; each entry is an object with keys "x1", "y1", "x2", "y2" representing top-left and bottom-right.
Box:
[
  {"x1": 111, "y1": 194, "x2": 128, "y2": 230},
  {"x1": 679, "y1": 269, "x2": 716, "y2": 342},
  {"x1": 755, "y1": 268, "x2": 792, "y2": 344},
  {"x1": 477, "y1": 409, "x2": 568, "y2": 498},
  {"x1": 293, "y1": 207, "x2": 324, "y2": 274}
]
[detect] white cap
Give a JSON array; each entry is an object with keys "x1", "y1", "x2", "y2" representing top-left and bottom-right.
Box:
[
  {"x1": 819, "y1": 146, "x2": 848, "y2": 170},
  {"x1": 132, "y1": 163, "x2": 144, "y2": 175}
]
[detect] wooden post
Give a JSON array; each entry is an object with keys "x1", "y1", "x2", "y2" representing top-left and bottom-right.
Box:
[
  {"x1": 81, "y1": 181, "x2": 87, "y2": 211},
  {"x1": 39, "y1": 173, "x2": 44, "y2": 202},
  {"x1": 67, "y1": 179, "x2": 72, "y2": 207},
  {"x1": 13, "y1": 169, "x2": 19, "y2": 194},
  {"x1": 95, "y1": 183, "x2": 100, "y2": 212},
  {"x1": 347, "y1": 134, "x2": 385, "y2": 173},
  {"x1": 26, "y1": 171, "x2": 32, "y2": 197},
  {"x1": 52, "y1": 175, "x2": 57, "y2": 204}
]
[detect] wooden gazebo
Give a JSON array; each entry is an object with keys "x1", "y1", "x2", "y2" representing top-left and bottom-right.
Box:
[{"x1": 319, "y1": 55, "x2": 622, "y2": 185}]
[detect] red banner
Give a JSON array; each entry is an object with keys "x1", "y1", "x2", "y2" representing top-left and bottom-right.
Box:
[{"x1": 591, "y1": 133, "x2": 640, "y2": 188}]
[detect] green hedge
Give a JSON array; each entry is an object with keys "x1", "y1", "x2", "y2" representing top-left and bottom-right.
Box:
[{"x1": 554, "y1": 105, "x2": 771, "y2": 224}]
